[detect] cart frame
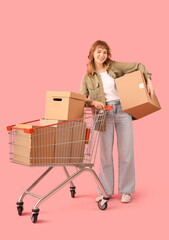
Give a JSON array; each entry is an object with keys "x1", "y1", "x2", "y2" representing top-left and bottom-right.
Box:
[{"x1": 7, "y1": 106, "x2": 113, "y2": 223}]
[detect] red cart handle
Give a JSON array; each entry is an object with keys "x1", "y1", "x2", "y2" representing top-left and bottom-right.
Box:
[
  {"x1": 89, "y1": 105, "x2": 113, "y2": 111},
  {"x1": 105, "y1": 105, "x2": 113, "y2": 111}
]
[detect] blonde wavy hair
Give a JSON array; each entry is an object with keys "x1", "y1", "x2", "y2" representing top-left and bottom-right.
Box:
[{"x1": 87, "y1": 40, "x2": 113, "y2": 76}]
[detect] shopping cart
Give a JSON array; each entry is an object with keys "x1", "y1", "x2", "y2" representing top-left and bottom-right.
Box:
[{"x1": 7, "y1": 106, "x2": 113, "y2": 223}]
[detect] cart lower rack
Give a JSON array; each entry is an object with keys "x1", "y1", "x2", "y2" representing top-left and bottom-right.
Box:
[{"x1": 7, "y1": 106, "x2": 113, "y2": 223}]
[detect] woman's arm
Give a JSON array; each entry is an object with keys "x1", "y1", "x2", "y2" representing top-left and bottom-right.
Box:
[
  {"x1": 80, "y1": 74, "x2": 92, "y2": 107},
  {"x1": 113, "y1": 61, "x2": 154, "y2": 98},
  {"x1": 90, "y1": 101, "x2": 105, "y2": 109},
  {"x1": 147, "y1": 77, "x2": 154, "y2": 99},
  {"x1": 80, "y1": 74, "x2": 105, "y2": 109},
  {"x1": 113, "y1": 61, "x2": 152, "y2": 82}
]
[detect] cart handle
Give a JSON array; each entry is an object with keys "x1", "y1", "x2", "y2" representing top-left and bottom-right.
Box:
[
  {"x1": 6, "y1": 106, "x2": 113, "y2": 133},
  {"x1": 89, "y1": 105, "x2": 113, "y2": 111},
  {"x1": 105, "y1": 105, "x2": 113, "y2": 111},
  {"x1": 6, "y1": 119, "x2": 41, "y2": 132}
]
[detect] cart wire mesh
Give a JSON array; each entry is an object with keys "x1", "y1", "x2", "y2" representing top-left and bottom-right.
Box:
[{"x1": 8, "y1": 108, "x2": 107, "y2": 167}]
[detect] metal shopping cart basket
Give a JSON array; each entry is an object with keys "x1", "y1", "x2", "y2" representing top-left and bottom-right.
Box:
[{"x1": 7, "y1": 106, "x2": 113, "y2": 223}]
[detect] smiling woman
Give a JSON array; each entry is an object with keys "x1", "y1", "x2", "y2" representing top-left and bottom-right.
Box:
[
  {"x1": 94, "y1": 47, "x2": 107, "y2": 64},
  {"x1": 87, "y1": 40, "x2": 113, "y2": 76},
  {"x1": 80, "y1": 40, "x2": 153, "y2": 203}
]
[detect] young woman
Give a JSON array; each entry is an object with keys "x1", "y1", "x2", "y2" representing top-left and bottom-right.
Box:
[{"x1": 80, "y1": 40, "x2": 153, "y2": 203}]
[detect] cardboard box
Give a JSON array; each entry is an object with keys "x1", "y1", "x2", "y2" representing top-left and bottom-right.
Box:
[
  {"x1": 13, "y1": 124, "x2": 55, "y2": 166},
  {"x1": 40, "y1": 119, "x2": 72, "y2": 164},
  {"x1": 45, "y1": 91, "x2": 86, "y2": 120},
  {"x1": 40, "y1": 119, "x2": 59, "y2": 127},
  {"x1": 70, "y1": 120, "x2": 86, "y2": 163},
  {"x1": 40, "y1": 119, "x2": 86, "y2": 164},
  {"x1": 13, "y1": 120, "x2": 87, "y2": 166},
  {"x1": 115, "y1": 70, "x2": 161, "y2": 119},
  {"x1": 54, "y1": 122, "x2": 72, "y2": 164}
]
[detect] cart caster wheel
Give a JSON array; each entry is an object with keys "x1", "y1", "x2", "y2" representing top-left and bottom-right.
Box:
[
  {"x1": 98, "y1": 199, "x2": 108, "y2": 210},
  {"x1": 70, "y1": 186, "x2": 76, "y2": 198},
  {"x1": 16, "y1": 202, "x2": 24, "y2": 216},
  {"x1": 31, "y1": 213, "x2": 38, "y2": 223},
  {"x1": 17, "y1": 206, "x2": 23, "y2": 216},
  {"x1": 31, "y1": 209, "x2": 39, "y2": 223},
  {"x1": 70, "y1": 190, "x2": 76, "y2": 198}
]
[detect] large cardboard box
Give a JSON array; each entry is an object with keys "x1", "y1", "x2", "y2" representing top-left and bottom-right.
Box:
[
  {"x1": 54, "y1": 122, "x2": 72, "y2": 164},
  {"x1": 40, "y1": 119, "x2": 86, "y2": 164},
  {"x1": 70, "y1": 120, "x2": 86, "y2": 163},
  {"x1": 40, "y1": 119, "x2": 71, "y2": 164},
  {"x1": 45, "y1": 91, "x2": 86, "y2": 120},
  {"x1": 115, "y1": 70, "x2": 161, "y2": 119},
  {"x1": 13, "y1": 120, "x2": 87, "y2": 166},
  {"x1": 13, "y1": 124, "x2": 55, "y2": 166}
]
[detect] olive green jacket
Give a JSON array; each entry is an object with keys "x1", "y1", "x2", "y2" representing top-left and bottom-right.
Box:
[{"x1": 80, "y1": 61, "x2": 152, "y2": 107}]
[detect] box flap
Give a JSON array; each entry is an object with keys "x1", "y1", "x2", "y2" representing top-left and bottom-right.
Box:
[
  {"x1": 46, "y1": 91, "x2": 86, "y2": 101},
  {"x1": 15, "y1": 124, "x2": 34, "y2": 129}
]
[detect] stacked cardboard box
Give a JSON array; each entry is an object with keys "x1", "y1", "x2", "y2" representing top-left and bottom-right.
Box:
[
  {"x1": 70, "y1": 120, "x2": 86, "y2": 163},
  {"x1": 44, "y1": 91, "x2": 86, "y2": 164},
  {"x1": 39, "y1": 119, "x2": 86, "y2": 164},
  {"x1": 13, "y1": 92, "x2": 86, "y2": 166},
  {"x1": 45, "y1": 91, "x2": 86, "y2": 120},
  {"x1": 13, "y1": 124, "x2": 56, "y2": 166}
]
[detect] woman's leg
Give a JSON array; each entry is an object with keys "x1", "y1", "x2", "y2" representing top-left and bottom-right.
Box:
[
  {"x1": 115, "y1": 105, "x2": 135, "y2": 194},
  {"x1": 98, "y1": 112, "x2": 115, "y2": 195}
]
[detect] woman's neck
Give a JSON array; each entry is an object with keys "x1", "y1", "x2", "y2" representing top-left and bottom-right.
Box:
[{"x1": 94, "y1": 62, "x2": 106, "y2": 73}]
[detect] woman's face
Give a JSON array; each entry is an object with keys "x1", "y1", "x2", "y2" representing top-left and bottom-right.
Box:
[{"x1": 93, "y1": 47, "x2": 108, "y2": 65}]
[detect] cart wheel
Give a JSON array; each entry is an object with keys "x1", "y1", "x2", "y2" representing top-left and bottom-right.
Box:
[
  {"x1": 16, "y1": 202, "x2": 24, "y2": 216},
  {"x1": 31, "y1": 209, "x2": 39, "y2": 223},
  {"x1": 31, "y1": 213, "x2": 38, "y2": 223},
  {"x1": 70, "y1": 186, "x2": 76, "y2": 198},
  {"x1": 70, "y1": 189, "x2": 76, "y2": 198},
  {"x1": 98, "y1": 199, "x2": 108, "y2": 210},
  {"x1": 17, "y1": 206, "x2": 23, "y2": 216}
]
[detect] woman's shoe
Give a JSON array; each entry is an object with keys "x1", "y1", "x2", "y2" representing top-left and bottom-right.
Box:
[
  {"x1": 96, "y1": 195, "x2": 103, "y2": 202},
  {"x1": 96, "y1": 195, "x2": 112, "y2": 202},
  {"x1": 121, "y1": 194, "x2": 131, "y2": 203}
]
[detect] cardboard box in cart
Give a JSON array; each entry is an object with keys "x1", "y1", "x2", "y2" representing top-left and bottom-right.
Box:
[
  {"x1": 13, "y1": 124, "x2": 56, "y2": 166},
  {"x1": 115, "y1": 70, "x2": 161, "y2": 119},
  {"x1": 71, "y1": 120, "x2": 86, "y2": 163},
  {"x1": 40, "y1": 119, "x2": 86, "y2": 164},
  {"x1": 45, "y1": 91, "x2": 86, "y2": 120},
  {"x1": 13, "y1": 117, "x2": 87, "y2": 166},
  {"x1": 40, "y1": 120, "x2": 72, "y2": 164}
]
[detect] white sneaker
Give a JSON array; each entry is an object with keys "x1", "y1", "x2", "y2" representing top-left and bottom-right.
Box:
[
  {"x1": 121, "y1": 194, "x2": 131, "y2": 203},
  {"x1": 96, "y1": 195, "x2": 111, "y2": 202},
  {"x1": 96, "y1": 195, "x2": 103, "y2": 202}
]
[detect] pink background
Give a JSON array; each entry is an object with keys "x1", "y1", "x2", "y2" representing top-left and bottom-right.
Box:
[{"x1": 1, "y1": 0, "x2": 168, "y2": 239}]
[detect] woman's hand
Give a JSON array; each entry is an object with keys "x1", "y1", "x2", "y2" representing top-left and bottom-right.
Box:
[
  {"x1": 147, "y1": 78, "x2": 154, "y2": 99},
  {"x1": 91, "y1": 101, "x2": 105, "y2": 110}
]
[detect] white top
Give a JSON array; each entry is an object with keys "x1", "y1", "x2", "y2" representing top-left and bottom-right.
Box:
[{"x1": 99, "y1": 71, "x2": 120, "y2": 102}]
